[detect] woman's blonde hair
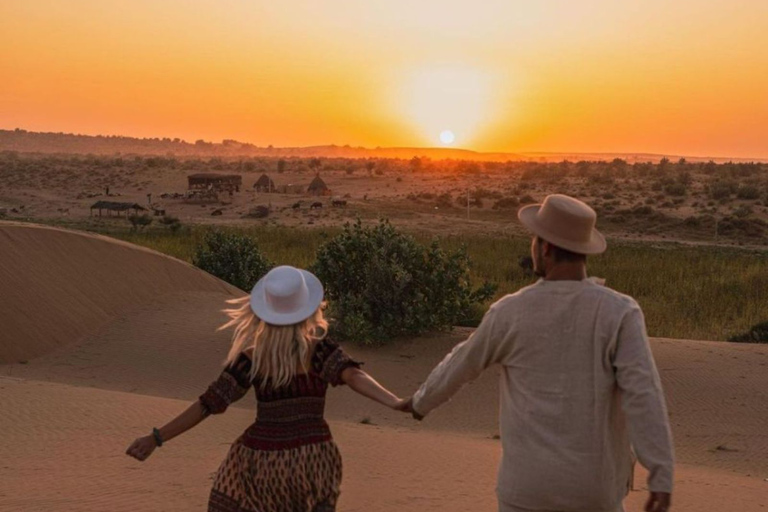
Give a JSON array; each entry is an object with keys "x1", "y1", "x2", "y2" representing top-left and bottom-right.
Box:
[{"x1": 218, "y1": 295, "x2": 328, "y2": 388}]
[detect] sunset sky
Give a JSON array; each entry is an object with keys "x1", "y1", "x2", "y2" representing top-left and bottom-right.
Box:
[{"x1": 2, "y1": 0, "x2": 767, "y2": 157}]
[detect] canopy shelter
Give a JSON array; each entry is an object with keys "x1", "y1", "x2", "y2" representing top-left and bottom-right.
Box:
[
  {"x1": 187, "y1": 173, "x2": 242, "y2": 193},
  {"x1": 90, "y1": 201, "x2": 146, "y2": 217}
]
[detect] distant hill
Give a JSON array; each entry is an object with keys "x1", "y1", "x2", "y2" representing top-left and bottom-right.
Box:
[{"x1": 1, "y1": 128, "x2": 764, "y2": 163}]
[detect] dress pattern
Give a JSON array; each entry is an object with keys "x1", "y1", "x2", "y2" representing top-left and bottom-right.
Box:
[{"x1": 199, "y1": 338, "x2": 361, "y2": 512}]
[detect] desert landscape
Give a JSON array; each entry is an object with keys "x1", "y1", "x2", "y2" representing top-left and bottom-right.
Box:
[
  {"x1": 4, "y1": 1, "x2": 768, "y2": 510},
  {"x1": 2, "y1": 132, "x2": 768, "y2": 247},
  {"x1": 1, "y1": 220, "x2": 767, "y2": 511}
]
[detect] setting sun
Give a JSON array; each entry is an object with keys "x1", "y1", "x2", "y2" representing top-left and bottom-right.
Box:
[{"x1": 396, "y1": 65, "x2": 496, "y2": 148}]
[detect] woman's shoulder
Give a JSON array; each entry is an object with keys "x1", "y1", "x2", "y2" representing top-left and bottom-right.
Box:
[{"x1": 312, "y1": 336, "x2": 340, "y2": 358}]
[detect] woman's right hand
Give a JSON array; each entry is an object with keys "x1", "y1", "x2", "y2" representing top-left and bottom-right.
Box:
[{"x1": 125, "y1": 435, "x2": 157, "y2": 462}]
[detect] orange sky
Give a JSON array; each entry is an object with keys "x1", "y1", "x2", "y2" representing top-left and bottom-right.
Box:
[{"x1": 2, "y1": 0, "x2": 767, "y2": 158}]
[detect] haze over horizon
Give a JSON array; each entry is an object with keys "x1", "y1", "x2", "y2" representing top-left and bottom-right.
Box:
[{"x1": 2, "y1": 1, "x2": 767, "y2": 158}]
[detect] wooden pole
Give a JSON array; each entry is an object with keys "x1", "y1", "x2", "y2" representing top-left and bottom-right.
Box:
[{"x1": 467, "y1": 189, "x2": 470, "y2": 220}]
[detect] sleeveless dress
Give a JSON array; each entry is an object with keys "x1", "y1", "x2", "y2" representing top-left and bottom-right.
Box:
[{"x1": 199, "y1": 338, "x2": 361, "y2": 512}]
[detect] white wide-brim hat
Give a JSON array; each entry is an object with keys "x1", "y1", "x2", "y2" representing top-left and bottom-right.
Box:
[
  {"x1": 518, "y1": 194, "x2": 607, "y2": 255},
  {"x1": 250, "y1": 265, "x2": 324, "y2": 326}
]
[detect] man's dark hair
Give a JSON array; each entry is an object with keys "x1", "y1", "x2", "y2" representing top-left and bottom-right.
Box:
[{"x1": 537, "y1": 236, "x2": 587, "y2": 263}]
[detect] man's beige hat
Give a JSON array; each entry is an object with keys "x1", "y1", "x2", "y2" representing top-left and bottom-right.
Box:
[{"x1": 517, "y1": 194, "x2": 606, "y2": 255}]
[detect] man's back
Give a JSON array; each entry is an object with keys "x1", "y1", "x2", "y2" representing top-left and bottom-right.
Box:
[{"x1": 413, "y1": 278, "x2": 674, "y2": 512}]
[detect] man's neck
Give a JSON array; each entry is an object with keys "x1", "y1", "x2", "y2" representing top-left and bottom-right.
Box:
[{"x1": 544, "y1": 263, "x2": 587, "y2": 281}]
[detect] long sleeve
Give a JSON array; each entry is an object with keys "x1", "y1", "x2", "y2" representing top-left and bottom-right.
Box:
[
  {"x1": 613, "y1": 305, "x2": 675, "y2": 493},
  {"x1": 199, "y1": 352, "x2": 253, "y2": 415},
  {"x1": 413, "y1": 305, "x2": 505, "y2": 417}
]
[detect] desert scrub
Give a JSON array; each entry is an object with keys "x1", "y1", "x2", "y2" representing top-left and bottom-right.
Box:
[{"x1": 97, "y1": 223, "x2": 768, "y2": 343}]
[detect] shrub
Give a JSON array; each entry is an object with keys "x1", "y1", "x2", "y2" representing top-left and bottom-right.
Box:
[
  {"x1": 193, "y1": 230, "x2": 272, "y2": 291},
  {"x1": 311, "y1": 219, "x2": 497, "y2": 345},
  {"x1": 158, "y1": 215, "x2": 182, "y2": 233},
  {"x1": 708, "y1": 180, "x2": 737, "y2": 200},
  {"x1": 436, "y1": 193, "x2": 453, "y2": 208},
  {"x1": 664, "y1": 183, "x2": 687, "y2": 196},
  {"x1": 128, "y1": 213, "x2": 153, "y2": 231},
  {"x1": 728, "y1": 321, "x2": 768, "y2": 343},
  {"x1": 493, "y1": 196, "x2": 520, "y2": 210},
  {"x1": 736, "y1": 185, "x2": 760, "y2": 200}
]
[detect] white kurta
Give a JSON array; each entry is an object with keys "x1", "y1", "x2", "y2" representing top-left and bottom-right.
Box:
[{"x1": 413, "y1": 278, "x2": 674, "y2": 512}]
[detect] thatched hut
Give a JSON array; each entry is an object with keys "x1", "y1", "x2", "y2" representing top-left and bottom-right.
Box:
[
  {"x1": 187, "y1": 173, "x2": 242, "y2": 193},
  {"x1": 253, "y1": 174, "x2": 276, "y2": 193},
  {"x1": 90, "y1": 201, "x2": 146, "y2": 217},
  {"x1": 307, "y1": 174, "x2": 331, "y2": 196}
]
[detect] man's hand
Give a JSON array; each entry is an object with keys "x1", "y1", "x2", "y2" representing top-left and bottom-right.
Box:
[
  {"x1": 394, "y1": 396, "x2": 424, "y2": 420},
  {"x1": 645, "y1": 492, "x2": 671, "y2": 512}
]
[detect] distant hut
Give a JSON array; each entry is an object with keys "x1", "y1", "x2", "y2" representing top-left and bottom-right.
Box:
[
  {"x1": 253, "y1": 174, "x2": 276, "y2": 193},
  {"x1": 307, "y1": 174, "x2": 331, "y2": 196},
  {"x1": 90, "y1": 201, "x2": 146, "y2": 217},
  {"x1": 187, "y1": 173, "x2": 242, "y2": 193}
]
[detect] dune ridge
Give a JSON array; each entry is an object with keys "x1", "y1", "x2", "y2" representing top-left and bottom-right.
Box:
[{"x1": 0, "y1": 221, "x2": 239, "y2": 363}]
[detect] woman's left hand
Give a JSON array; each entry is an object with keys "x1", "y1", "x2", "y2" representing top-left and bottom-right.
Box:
[{"x1": 125, "y1": 435, "x2": 157, "y2": 461}]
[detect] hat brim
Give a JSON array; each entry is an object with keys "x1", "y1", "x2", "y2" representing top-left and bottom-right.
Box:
[
  {"x1": 249, "y1": 270, "x2": 324, "y2": 326},
  {"x1": 518, "y1": 204, "x2": 607, "y2": 255}
]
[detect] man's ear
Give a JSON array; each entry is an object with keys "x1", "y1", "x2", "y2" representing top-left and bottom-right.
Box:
[{"x1": 540, "y1": 239, "x2": 552, "y2": 258}]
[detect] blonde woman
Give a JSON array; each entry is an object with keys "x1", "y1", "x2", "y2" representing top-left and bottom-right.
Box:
[{"x1": 126, "y1": 265, "x2": 404, "y2": 512}]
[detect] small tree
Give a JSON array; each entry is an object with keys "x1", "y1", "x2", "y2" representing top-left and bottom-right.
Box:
[
  {"x1": 312, "y1": 219, "x2": 496, "y2": 345},
  {"x1": 193, "y1": 230, "x2": 272, "y2": 291}
]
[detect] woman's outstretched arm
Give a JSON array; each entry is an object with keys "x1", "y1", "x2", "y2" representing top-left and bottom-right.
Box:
[
  {"x1": 125, "y1": 400, "x2": 209, "y2": 461},
  {"x1": 341, "y1": 367, "x2": 404, "y2": 409}
]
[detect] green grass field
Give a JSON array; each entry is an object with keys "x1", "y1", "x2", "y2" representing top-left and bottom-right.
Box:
[{"x1": 92, "y1": 222, "x2": 768, "y2": 342}]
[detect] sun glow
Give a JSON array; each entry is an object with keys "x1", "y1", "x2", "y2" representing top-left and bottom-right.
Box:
[{"x1": 398, "y1": 65, "x2": 496, "y2": 148}]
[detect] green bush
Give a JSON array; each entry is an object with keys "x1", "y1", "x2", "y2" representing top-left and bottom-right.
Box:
[
  {"x1": 311, "y1": 219, "x2": 497, "y2": 345},
  {"x1": 728, "y1": 321, "x2": 768, "y2": 343},
  {"x1": 193, "y1": 230, "x2": 272, "y2": 291}
]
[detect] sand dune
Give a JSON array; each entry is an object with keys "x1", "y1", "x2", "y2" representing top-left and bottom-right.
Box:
[
  {"x1": 2, "y1": 225, "x2": 767, "y2": 510},
  {"x1": 1, "y1": 377, "x2": 766, "y2": 512},
  {"x1": 0, "y1": 222, "x2": 239, "y2": 363}
]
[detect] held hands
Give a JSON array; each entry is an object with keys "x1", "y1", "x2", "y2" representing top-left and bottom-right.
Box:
[
  {"x1": 393, "y1": 396, "x2": 424, "y2": 421},
  {"x1": 125, "y1": 435, "x2": 157, "y2": 462}
]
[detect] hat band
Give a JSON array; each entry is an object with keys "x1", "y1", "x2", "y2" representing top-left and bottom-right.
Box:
[{"x1": 537, "y1": 210, "x2": 594, "y2": 243}]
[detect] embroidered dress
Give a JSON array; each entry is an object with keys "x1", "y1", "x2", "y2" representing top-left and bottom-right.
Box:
[{"x1": 199, "y1": 338, "x2": 361, "y2": 512}]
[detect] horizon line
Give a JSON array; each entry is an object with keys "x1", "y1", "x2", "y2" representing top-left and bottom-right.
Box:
[{"x1": 3, "y1": 126, "x2": 768, "y2": 163}]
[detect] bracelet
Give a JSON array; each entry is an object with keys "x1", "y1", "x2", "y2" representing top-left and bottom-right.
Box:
[{"x1": 152, "y1": 427, "x2": 164, "y2": 447}]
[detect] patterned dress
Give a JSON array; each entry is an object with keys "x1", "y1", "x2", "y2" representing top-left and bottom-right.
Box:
[{"x1": 199, "y1": 338, "x2": 361, "y2": 512}]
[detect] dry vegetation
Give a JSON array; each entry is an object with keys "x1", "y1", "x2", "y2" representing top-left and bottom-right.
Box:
[
  {"x1": 1, "y1": 151, "x2": 768, "y2": 246},
  {"x1": 2, "y1": 150, "x2": 767, "y2": 342}
]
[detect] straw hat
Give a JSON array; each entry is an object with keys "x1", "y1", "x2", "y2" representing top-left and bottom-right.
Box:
[
  {"x1": 517, "y1": 194, "x2": 606, "y2": 255},
  {"x1": 249, "y1": 266, "x2": 324, "y2": 325}
]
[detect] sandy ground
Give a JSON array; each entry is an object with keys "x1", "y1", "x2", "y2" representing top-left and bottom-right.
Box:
[{"x1": 2, "y1": 223, "x2": 767, "y2": 510}]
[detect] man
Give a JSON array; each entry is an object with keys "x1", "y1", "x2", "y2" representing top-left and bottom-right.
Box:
[{"x1": 400, "y1": 194, "x2": 674, "y2": 512}]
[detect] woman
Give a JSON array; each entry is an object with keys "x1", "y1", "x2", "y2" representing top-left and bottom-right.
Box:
[{"x1": 126, "y1": 265, "x2": 404, "y2": 511}]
